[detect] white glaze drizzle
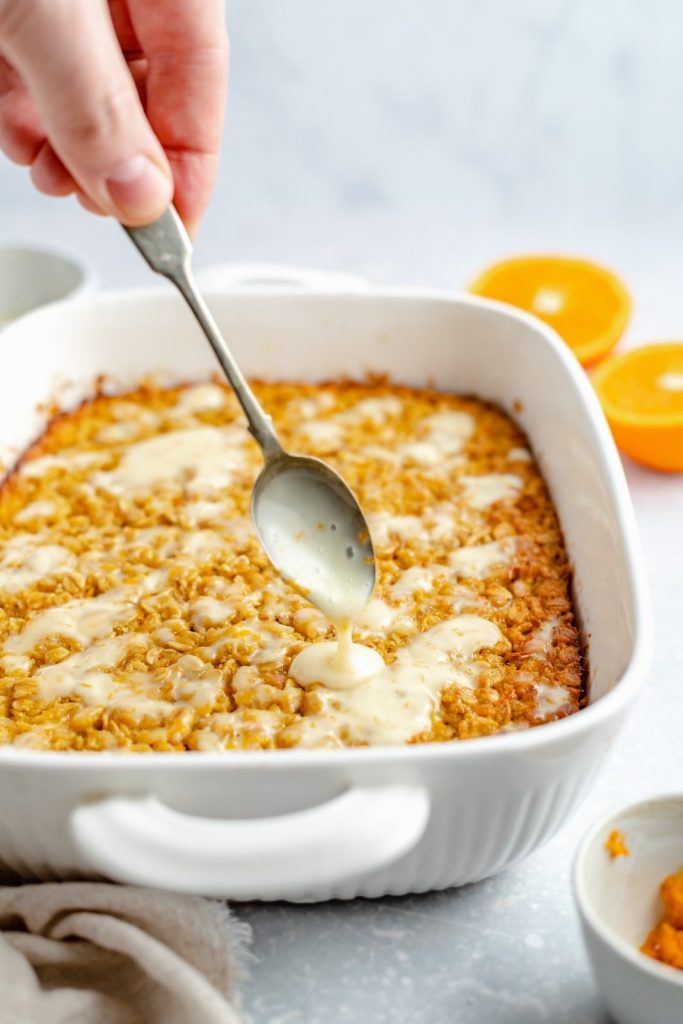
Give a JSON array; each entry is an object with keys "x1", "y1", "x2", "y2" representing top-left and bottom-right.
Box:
[
  {"x1": 20, "y1": 451, "x2": 104, "y2": 479},
  {"x1": 13, "y1": 500, "x2": 57, "y2": 523},
  {"x1": 36, "y1": 634, "x2": 148, "y2": 703},
  {"x1": 460, "y1": 473, "x2": 523, "y2": 510},
  {"x1": 368, "y1": 512, "x2": 423, "y2": 549},
  {"x1": 290, "y1": 614, "x2": 503, "y2": 745},
  {"x1": 5, "y1": 573, "x2": 165, "y2": 655},
  {"x1": 354, "y1": 598, "x2": 399, "y2": 632},
  {"x1": 90, "y1": 425, "x2": 251, "y2": 496},
  {"x1": 290, "y1": 619, "x2": 384, "y2": 692},
  {"x1": 96, "y1": 421, "x2": 144, "y2": 444},
  {"x1": 534, "y1": 682, "x2": 572, "y2": 717},
  {"x1": 0, "y1": 654, "x2": 31, "y2": 674},
  {"x1": 296, "y1": 419, "x2": 345, "y2": 448},
  {"x1": 507, "y1": 447, "x2": 532, "y2": 462},
  {"x1": 297, "y1": 395, "x2": 404, "y2": 448},
  {"x1": 182, "y1": 499, "x2": 233, "y2": 527},
  {"x1": 191, "y1": 597, "x2": 236, "y2": 630},
  {"x1": 0, "y1": 535, "x2": 75, "y2": 593},
  {"x1": 399, "y1": 411, "x2": 474, "y2": 466},
  {"x1": 389, "y1": 565, "x2": 447, "y2": 600},
  {"x1": 449, "y1": 539, "x2": 515, "y2": 580},
  {"x1": 172, "y1": 383, "x2": 227, "y2": 413}
]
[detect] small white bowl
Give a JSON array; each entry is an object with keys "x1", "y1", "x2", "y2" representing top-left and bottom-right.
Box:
[
  {"x1": 575, "y1": 796, "x2": 683, "y2": 1024},
  {"x1": 0, "y1": 245, "x2": 93, "y2": 327}
]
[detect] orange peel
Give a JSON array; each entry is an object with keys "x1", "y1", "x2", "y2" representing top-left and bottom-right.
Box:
[{"x1": 592, "y1": 343, "x2": 683, "y2": 472}]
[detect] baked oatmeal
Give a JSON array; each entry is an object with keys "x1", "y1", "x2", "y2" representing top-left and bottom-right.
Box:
[{"x1": 0, "y1": 378, "x2": 583, "y2": 751}]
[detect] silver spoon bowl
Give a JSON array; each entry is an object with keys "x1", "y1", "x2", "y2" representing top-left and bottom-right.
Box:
[{"x1": 123, "y1": 207, "x2": 375, "y2": 619}]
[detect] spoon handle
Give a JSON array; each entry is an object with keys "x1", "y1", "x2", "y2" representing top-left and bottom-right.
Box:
[{"x1": 123, "y1": 207, "x2": 282, "y2": 458}]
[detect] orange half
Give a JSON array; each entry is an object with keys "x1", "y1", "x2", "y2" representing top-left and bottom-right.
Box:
[
  {"x1": 592, "y1": 343, "x2": 683, "y2": 471},
  {"x1": 469, "y1": 255, "x2": 631, "y2": 366}
]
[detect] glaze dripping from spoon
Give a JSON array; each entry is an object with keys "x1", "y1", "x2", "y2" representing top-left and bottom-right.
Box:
[{"x1": 123, "y1": 206, "x2": 383, "y2": 687}]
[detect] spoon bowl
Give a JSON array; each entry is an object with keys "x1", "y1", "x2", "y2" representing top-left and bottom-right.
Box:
[{"x1": 252, "y1": 452, "x2": 376, "y2": 622}]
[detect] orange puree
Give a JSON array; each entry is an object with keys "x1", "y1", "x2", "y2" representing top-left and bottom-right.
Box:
[
  {"x1": 605, "y1": 829, "x2": 629, "y2": 859},
  {"x1": 642, "y1": 871, "x2": 683, "y2": 970}
]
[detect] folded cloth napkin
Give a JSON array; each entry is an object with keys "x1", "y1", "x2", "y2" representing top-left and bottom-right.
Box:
[{"x1": 0, "y1": 882, "x2": 250, "y2": 1024}]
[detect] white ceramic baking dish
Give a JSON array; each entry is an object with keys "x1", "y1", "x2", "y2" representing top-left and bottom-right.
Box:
[
  {"x1": 0, "y1": 269, "x2": 651, "y2": 902},
  {"x1": 575, "y1": 795, "x2": 683, "y2": 1024}
]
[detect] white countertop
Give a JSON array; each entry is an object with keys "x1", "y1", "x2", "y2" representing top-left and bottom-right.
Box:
[{"x1": 0, "y1": 0, "x2": 680, "y2": 1018}]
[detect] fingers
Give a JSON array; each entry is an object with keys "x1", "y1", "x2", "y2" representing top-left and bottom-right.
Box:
[
  {"x1": 0, "y1": 87, "x2": 43, "y2": 165},
  {"x1": 0, "y1": 0, "x2": 172, "y2": 224},
  {"x1": 31, "y1": 141, "x2": 77, "y2": 197},
  {"x1": 0, "y1": 57, "x2": 44, "y2": 165},
  {"x1": 108, "y1": 0, "x2": 140, "y2": 55},
  {"x1": 0, "y1": 55, "x2": 76, "y2": 196},
  {"x1": 0, "y1": 54, "x2": 81, "y2": 198},
  {"x1": 127, "y1": 0, "x2": 229, "y2": 231},
  {"x1": 77, "y1": 191, "x2": 107, "y2": 215}
]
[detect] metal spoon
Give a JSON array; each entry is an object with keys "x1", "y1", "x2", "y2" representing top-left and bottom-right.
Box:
[{"x1": 123, "y1": 206, "x2": 375, "y2": 621}]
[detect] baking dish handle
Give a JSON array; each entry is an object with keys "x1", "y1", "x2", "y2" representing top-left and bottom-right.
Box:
[
  {"x1": 194, "y1": 262, "x2": 369, "y2": 293},
  {"x1": 70, "y1": 785, "x2": 430, "y2": 900}
]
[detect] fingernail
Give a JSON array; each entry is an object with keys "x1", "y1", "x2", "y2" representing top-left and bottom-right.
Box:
[{"x1": 105, "y1": 155, "x2": 172, "y2": 221}]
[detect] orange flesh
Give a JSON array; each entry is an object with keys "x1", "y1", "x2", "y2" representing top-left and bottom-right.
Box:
[
  {"x1": 470, "y1": 255, "x2": 630, "y2": 366},
  {"x1": 592, "y1": 343, "x2": 683, "y2": 471},
  {"x1": 605, "y1": 829, "x2": 629, "y2": 859},
  {"x1": 595, "y1": 344, "x2": 683, "y2": 419}
]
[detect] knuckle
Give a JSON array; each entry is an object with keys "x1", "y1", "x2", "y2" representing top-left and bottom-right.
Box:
[
  {"x1": 0, "y1": 97, "x2": 39, "y2": 165},
  {"x1": 0, "y1": 130, "x2": 36, "y2": 165},
  {"x1": 63, "y1": 81, "x2": 136, "y2": 152},
  {"x1": 0, "y1": 0, "x2": 49, "y2": 45},
  {"x1": 0, "y1": 0, "x2": 30, "y2": 40}
]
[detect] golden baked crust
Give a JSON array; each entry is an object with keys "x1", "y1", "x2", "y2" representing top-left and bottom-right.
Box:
[{"x1": 0, "y1": 378, "x2": 583, "y2": 751}]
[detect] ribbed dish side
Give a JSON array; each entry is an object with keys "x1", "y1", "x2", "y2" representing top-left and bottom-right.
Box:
[
  {"x1": 280, "y1": 773, "x2": 592, "y2": 903},
  {"x1": 0, "y1": 743, "x2": 610, "y2": 900}
]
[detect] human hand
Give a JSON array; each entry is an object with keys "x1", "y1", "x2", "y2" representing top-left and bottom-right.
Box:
[{"x1": 0, "y1": 0, "x2": 229, "y2": 232}]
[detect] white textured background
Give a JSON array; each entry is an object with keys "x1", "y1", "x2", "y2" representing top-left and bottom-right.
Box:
[
  {"x1": 1, "y1": 0, "x2": 683, "y2": 340},
  {"x1": 1, "y1": 2, "x2": 682, "y2": 1022}
]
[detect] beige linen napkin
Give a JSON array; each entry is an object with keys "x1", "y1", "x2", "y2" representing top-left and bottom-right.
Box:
[{"x1": 0, "y1": 882, "x2": 250, "y2": 1024}]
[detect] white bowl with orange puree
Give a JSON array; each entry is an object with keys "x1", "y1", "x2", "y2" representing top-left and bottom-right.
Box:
[{"x1": 576, "y1": 796, "x2": 683, "y2": 1024}]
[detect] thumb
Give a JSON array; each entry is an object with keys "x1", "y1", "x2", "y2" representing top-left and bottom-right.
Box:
[{"x1": 0, "y1": 0, "x2": 173, "y2": 224}]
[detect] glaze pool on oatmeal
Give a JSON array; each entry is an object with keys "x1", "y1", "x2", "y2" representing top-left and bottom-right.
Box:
[{"x1": 0, "y1": 379, "x2": 583, "y2": 751}]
